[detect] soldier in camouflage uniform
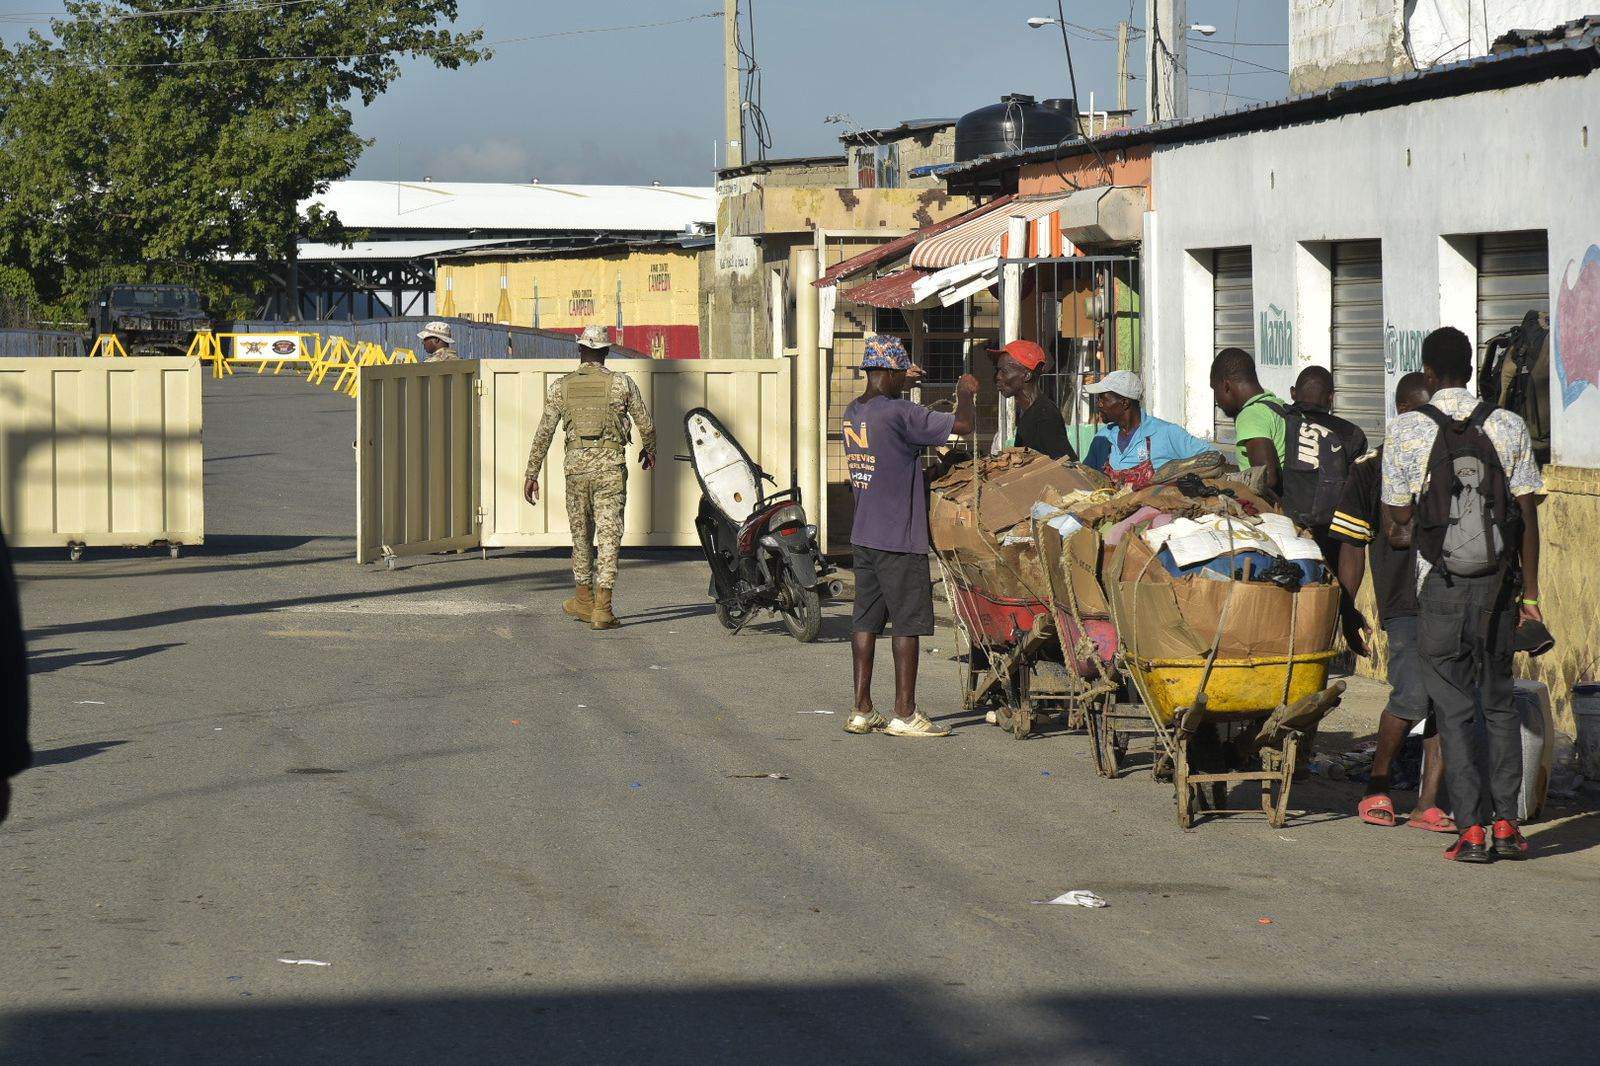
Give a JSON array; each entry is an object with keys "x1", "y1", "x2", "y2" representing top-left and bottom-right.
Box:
[
  {"x1": 417, "y1": 321, "x2": 460, "y2": 361},
  {"x1": 523, "y1": 325, "x2": 656, "y2": 629}
]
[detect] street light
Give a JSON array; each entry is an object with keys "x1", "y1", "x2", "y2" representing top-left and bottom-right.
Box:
[
  {"x1": 1189, "y1": 24, "x2": 1217, "y2": 36},
  {"x1": 1026, "y1": 16, "x2": 1057, "y2": 28}
]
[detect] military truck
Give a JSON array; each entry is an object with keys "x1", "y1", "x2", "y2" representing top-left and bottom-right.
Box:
[{"x1": 90, "y1": 284, "x2": 211, "y2": 354}]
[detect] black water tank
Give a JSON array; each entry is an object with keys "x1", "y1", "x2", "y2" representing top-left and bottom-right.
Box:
[{"x1": 954, "y1": 94, "x2": 1080, "y2": 162}]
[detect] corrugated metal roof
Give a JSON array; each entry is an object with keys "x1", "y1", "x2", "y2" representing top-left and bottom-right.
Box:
[
  {"x1": 292, "y1": 239, "x2": 525, "y2": 262},
  {"x1": 304, "y1": 181, "x2": 715, "y2": 234},
  {"x1": 839, "y1": 117, "x2": 956, "y2": 144},
  {"x1": 839, "y1": 269, "x2": 931, "y2": 309},
  {"x1": 940, "y1": 25, "x2": 1600, "y2": 180},
  {"x1": 815, "y1": 194, "x2": 1014, "y2": 287}
]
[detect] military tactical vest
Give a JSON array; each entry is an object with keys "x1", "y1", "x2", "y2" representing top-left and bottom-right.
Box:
[{"x1": 563, "y1": 369, "x2": 626, "y2": 452}]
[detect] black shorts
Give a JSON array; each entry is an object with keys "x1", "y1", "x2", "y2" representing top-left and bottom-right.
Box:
[{"x1": 852, "y1": 546, "x2": 935, "y2": 637}]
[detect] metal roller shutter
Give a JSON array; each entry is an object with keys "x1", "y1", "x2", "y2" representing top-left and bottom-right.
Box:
[
  {"x1": 1212, "y1": 248, "x2": 1253, "y2": 446},
  {"x1": 1331, "y1": 241, "x2": 1386, "y2": 441},
  {"x1": 1477, "y1": 231, "x2": 1549, "y2": 361}
]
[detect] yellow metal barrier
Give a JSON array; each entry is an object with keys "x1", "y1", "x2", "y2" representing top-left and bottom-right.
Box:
[{"x1": 87, "y1": 334, "x2": 130, "y2": 358}]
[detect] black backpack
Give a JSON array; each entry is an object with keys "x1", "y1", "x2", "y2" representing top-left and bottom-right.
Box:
[
  {"x1": 1415, "y1": 404, "x2": 1523, "y2": 578},
  {"x1": 1479, "y1": 310, "x2": 1551, "y2": 465},
  {"x1": 1264, "y1": 400, "x2": 1358, "y2": 528}
]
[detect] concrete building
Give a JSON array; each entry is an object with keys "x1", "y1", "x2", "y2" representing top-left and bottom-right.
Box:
[
  {"x1": 435, "y1": 235, "x2": 711, "y2": 359},
  {"x1": 1290, "y1": 0, "x2": 1595, "y2": 91},
  {"x1": 1145, "y1": 20, "x2": 1600, "y2": 721},
  {"x1": 705, "y1": 121, "x2": 975, "y2": 361}
]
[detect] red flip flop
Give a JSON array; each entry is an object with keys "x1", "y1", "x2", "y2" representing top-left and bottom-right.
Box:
[
  {"x1": 1358, "y1": 794, "x2": 1398, "y2": 827},
  {"x1": 1408, "y1": 807, "x2": 1457, "y2": 833}
]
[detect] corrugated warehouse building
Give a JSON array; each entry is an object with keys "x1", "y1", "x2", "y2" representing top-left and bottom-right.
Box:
[{"x1": 435, "y1": 235, "x2": 711, "y2": 360}]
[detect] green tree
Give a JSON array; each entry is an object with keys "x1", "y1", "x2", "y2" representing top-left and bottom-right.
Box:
[{"x1": 0, "y1": 1, "x2": 484, "y2": 314}]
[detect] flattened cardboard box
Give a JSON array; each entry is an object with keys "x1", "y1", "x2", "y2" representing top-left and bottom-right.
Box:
[{"x1": 931, "y1": 450, "x2": 1107, "y2": 553}]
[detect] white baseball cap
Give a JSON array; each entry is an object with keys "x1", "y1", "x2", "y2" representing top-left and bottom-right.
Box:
[
  {"x1": 577, "y1": 324, "x2": 612, "y2": 350},
  {"x1": 416, "y1": 321, "x2": 454, "y2": 344},
  {"x1": 1084, "y1": 369, "x2": 1143, "y2": 401}
]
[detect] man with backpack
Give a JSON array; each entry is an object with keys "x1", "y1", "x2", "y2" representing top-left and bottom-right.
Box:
[
  {"x1": 1211, "y1": 348, "x2": 1287, "y2": 492},
  {"x1": 1283, "y1": 365, "x2": 1368, "y2": 563},
  {"x1": 1331, "y1": 373, "x2": 1452, "y2": 834},
  {"x1": 1381, "y1": 327, "x2": 1544, "y2": 863}
]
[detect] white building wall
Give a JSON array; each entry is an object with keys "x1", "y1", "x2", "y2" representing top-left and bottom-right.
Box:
[{"x1": 1148, "y1": 69, "x2": 1600, "y2": 467}]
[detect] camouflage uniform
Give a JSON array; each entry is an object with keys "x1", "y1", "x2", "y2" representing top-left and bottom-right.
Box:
[
  {"x1": 525, "y1": 363, "x2": 655, "y2": 588},
  {"x1": 426, "y1": 345, "x2": 460, "y2": 362}
]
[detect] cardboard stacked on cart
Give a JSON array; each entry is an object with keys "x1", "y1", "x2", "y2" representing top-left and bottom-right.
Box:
[
  {"x1": 1108, "y1": 527, "x2": 1341, "y2": 662},
  {"x1": 929, "y1": 450, "x2": 1110, "y2": 554}
]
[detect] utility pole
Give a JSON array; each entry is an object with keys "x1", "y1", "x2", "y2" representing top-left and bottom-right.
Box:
[
  {"x1": 723, "y1": 0, "x2": 743, "y2": 169},
  {"x1": 1116, "y1": 21, "x2": 1130, "y2": 113},
  {"x1": 1144, "y1": 0, "x2": 1189, "y2": 122}
]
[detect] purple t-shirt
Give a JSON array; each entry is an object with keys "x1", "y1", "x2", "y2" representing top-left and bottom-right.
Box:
[{"x1": 843, "y1": 395, "x2": 957, "y2": 555}]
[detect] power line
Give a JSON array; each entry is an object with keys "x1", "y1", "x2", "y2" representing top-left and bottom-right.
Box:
[
  {"x1": 1187, "y1": 41, "x2": 1287, "y2": 75},
  {"x1": 84, "y1": 11, "x2": 722, "y2": 69}
]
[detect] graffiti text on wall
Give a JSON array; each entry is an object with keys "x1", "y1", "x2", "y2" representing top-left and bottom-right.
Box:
[
  {"x1": 1258, "y1": 304, "x2": 1293, "y2": 367},
  {"x1": 1385, "y1": 324, "x2": 1426, "y2": 374},
  {"x1": 1556, "y1": 245, "x2": 1600, "y2": 408}
]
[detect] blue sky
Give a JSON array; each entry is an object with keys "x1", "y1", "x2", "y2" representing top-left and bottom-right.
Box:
[
  {"x1": 1, "y1": 1, "x2": 1290, "y2": 185},
  {"x1": 351, "y1": 0, "x2": 1288, "y2": 184}
]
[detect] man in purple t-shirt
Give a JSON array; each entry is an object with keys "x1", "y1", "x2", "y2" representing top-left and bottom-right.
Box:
[{"x1": 842, "y1": 334, "x2": 977, "y2": 738}]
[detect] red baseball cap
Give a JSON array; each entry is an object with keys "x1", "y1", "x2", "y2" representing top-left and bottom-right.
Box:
[{"x1": 986, "y1": 339, "x2": 1048, "y2": 371}]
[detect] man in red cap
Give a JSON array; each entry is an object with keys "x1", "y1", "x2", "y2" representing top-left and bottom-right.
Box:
[{"x1": 986, "y1": 339, "x2": 1076, "y2": 460}]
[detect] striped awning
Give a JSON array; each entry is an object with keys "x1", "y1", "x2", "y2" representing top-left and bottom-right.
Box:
[
  {"x1": 909, "y1": 186, "x2": 1146, "y2": 270},
  {"x1": 910, "y1": 191, "x2": 1082, "y2": 270},
  {"x1": 839, "y1": 268, "x2": 933, "y2": 309}
]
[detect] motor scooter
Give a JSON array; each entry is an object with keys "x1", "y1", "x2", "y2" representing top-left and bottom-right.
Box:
[{"x1": 679, "y1": 407, "x2": 841, "y2": 642}]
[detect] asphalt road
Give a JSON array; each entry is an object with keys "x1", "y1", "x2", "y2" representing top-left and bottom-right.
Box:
[{"x1": 4, "y1": 375, "x2": 1599, "y2": 1064}]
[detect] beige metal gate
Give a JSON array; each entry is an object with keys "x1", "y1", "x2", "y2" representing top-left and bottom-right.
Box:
[
  {"x1": 1331, "y1": 240, "x2": 1386, "y2": 441},
  {"x1": 356, "y1": 360, "x2": 481, "y2": 564},
  {"x1": 357, "y1": 358, "x2": 792, "y2": 560},
  {"x1": 482, "y1": 358, "x2": 791, "y2": 548},
  {"x1": 1212, "y1": 248, "x2": 1254, "y2": 446},
  {"x1": 0, "y1": 357, "x2": 203, "y2": 550}
]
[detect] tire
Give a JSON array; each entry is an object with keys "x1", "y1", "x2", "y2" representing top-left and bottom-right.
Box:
[
  {"x1": 715, "y1": 601, "x2": 746, "y2": 631},
  {"x1": 780, "y1": 580, "x2": 822, "y2": 643}
]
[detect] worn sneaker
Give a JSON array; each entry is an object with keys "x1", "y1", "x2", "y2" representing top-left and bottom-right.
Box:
[
  {"x1": 1445, "y1": 824, "x2": 1493, "y2": 863},
  {"x1": 984, "y1": 709, "x2": 998, "y2": 726},
  {"x1": 1491, "y1": 819, "x2": 1530, "y2": 860},
  {"x1": 844, "y1": 710, "x2": 889, "y2": 735},
  {"x1": 884, "y1": 712, "x2": 951, "y2": 738}
]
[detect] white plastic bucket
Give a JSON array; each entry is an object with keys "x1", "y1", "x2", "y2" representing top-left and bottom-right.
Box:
[{"x1": 1572, "y1": 683, "x2": 1600, "y2": 779}]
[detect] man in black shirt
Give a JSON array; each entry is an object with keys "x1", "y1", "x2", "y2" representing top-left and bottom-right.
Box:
[
  {"x1": 987, "y1": 340, "x2": 1077, "y2": 460},
  {"x1": 1289, "y1": 365, "x2": 1368, "y2": 565},
  {"x1": 1329, "y1": 372, "x2": 1450, "y2": 833}
]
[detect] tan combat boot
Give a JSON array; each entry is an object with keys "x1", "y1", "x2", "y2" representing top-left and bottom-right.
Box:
[
  {"x1": 590, "y1": 587, "x2": 620, "y2": 630},
  {"x1": 562, "y1": 583, "x2": 593, "y2": 622}
]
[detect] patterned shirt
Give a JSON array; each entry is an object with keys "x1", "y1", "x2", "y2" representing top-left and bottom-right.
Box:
[
  {"x1": 426, "y1": 346, "x2": 460, "y2": 362},
  {"x1": 524, "y1": 364, "x2": 656, "y2": 480},
  {"x1": 1379, "y1": 386, "x2": 1543, "y2": 588}
]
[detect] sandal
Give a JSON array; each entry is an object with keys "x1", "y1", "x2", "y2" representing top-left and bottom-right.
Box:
[
  {"x1": 1358, "y1": 793, "x2": 1398, "y2": 827},
  {"x1": 1408, "y1": 806, "x2": 1457, "y2": 834}
]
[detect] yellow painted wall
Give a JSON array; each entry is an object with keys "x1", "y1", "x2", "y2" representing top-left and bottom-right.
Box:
[{"x1": 437, "y1": 248, "x2": 702, "y2": 333}]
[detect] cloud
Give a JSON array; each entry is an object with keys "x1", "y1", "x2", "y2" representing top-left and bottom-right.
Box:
[{"x1": 372, "y1": 130, "x2": 712, "y2": 186}]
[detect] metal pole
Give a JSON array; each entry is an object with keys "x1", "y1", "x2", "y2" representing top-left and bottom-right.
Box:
[
  {"x1": 794, "y1": 248, "x2": 821, "y2": 542},
  {"x1": 724, "y1": 0, "x2": 743, "y2": 169},
  {"x1": 999, "y1": 215, "x2": 1028, "y2": 450},
  {"x1": 1116, "y1": 21, "x2": 1130, "y2": 113}
]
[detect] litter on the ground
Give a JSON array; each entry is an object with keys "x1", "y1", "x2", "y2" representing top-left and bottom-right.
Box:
[
  {"x1": 276, "y1": 958, "x2": 330, "y2": 966},
  {"x1": 727, "y1": 772, "x2": 788, "y2": 779},
  {"x1": 628, "y1": 782, "x2": 642, "y2": 789},
  {"x1": 1257, "y1": 917, "x2": 1275, "y2": 925},
  {"x1": 1033, "y1": 890, "x2": 1109, "y2": 907},
  {"x1": 801, "y1": 709, "x2": 834, "y2": 715},
  {"x1": 74, "y1": 700, "x2": 105, "y2": 705}
]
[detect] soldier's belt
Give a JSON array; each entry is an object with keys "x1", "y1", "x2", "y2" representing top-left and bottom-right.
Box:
[{"x1": 570, "y1": 438, "x2": 625, "y2": 453}]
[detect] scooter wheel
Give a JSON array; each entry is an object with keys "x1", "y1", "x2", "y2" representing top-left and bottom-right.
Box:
[{"x1": 715, "y1": 601, "x2": 747, "y2": 631}]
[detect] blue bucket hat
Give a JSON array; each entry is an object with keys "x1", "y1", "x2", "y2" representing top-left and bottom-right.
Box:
[{"x1": 862, "y1": 333, "x2": 911, "y2": 370}]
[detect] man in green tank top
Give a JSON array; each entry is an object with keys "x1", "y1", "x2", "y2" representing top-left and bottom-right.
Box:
[{"x1": 523, "y1": 325, "x2": 656, "y2": 629}]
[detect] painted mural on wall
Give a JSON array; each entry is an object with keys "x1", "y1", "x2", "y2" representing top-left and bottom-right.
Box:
[{"x1": 1555, "y1": 245, "x2": 1600, "y2": 408}]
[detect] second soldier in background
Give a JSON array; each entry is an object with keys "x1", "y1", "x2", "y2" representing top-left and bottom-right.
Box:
[{"x1": 523, "y1": 325, "x2": 656, "y2": 630}]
